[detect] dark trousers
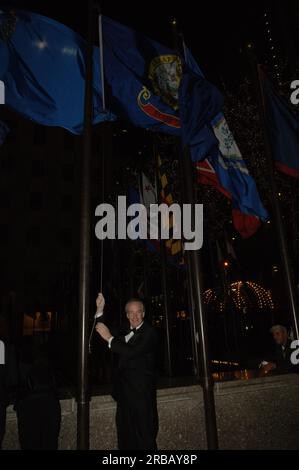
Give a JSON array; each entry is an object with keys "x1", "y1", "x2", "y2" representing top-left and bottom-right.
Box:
[
  {"x1": 17, "y1": 393, "x2": 61, "y2": 450},
  {"x1": 115, "y1": 386, "x2": 158, "y2": 451},
  {"x1": 0, "y1": 405, "x2": 6, "y2": 450}
]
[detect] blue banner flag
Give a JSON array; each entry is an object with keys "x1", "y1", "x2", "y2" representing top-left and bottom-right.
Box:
[
  {"x1": 101, "y1": 16, "x2": 222, "y2": 147},
  {"x1": 262, "y1": 73, "x2": 299, "y2": 179},
  {"x1": 183, "y1": 48, "x2": 269, "y2": 237},
  {"x1": 128, "y1": 179, "x2": 185, "y2": 268},
  {"x1": 0, "y1": 120, "x2": 9, "y2": 145},
  {"x1": 179, "y1": 66, "x2": 222, "y2": 160},
  {"x1": 0, "y1": 10, "x2": 114, "y2": 134}
]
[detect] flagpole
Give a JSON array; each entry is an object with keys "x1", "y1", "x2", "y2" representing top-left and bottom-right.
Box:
[
  {"x1": 186, "y1": 259, "x2": 200, "y2": 378},
  {"x1": 246, "y1": 44, "x2": 299, "y2": 340},
  {"x1": 153, "y1": 147, "x2": 173, "y2": 378},
  {"x1": 86, "y1": 1, "x2": 109, "y2": 357},
  {"x1": 77, "y1": 0, "x2": 94, "y2": 450},
  {"x1": 160, "y1": 236, "x2": 173, "y2": 377},
  {"x1": 97, "y1": 9, "x2": 106, "y2": 112},
  {"x1": 96, "y1": 4, "x2": 106, "y2": 295},
  {"x1": 171, "y1": 19, "x2": 218, "y2": 450},
  {"x1": 176, "y1": 145, "x2": 200, "y2": 379}
]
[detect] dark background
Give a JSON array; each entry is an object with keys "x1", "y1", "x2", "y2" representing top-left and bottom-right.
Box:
[
  {"x1": 4, "y1": 0, "x2": 299, "y2": 81},
  {"x1": 0, "y1": 1, "x2": 299, "y2": 391}
]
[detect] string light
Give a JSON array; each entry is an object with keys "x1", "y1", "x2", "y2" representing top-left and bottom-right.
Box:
[
  {"x1": 264, "y1": 13, "x2": 281, "y2": 85},
  {"x1": 263, "y1": 9, "x2": 282, "y2": 84},
  {"x1": 204, "y1": 281, "x2": 275, "y2": 311}
]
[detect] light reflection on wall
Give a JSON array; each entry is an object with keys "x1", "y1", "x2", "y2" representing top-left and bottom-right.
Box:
[
  {"x1": 212, "y1": 369, "x2": 254, "y2": 382},
  {"x1": 23, "y1": 312, "x2": 53, "y2": 336}
]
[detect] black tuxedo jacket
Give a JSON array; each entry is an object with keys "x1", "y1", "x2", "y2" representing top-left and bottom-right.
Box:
[
  {"x1": 110, "y1": 321, "x2": 158, "y2": 374},
  {"x1": 106, "y1": 321, "x2": 158, "y2": 405}
]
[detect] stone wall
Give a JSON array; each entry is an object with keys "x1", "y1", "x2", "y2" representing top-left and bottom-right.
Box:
[{"x1": 3, "y1": 374, "x2": 299, "y2": 450}]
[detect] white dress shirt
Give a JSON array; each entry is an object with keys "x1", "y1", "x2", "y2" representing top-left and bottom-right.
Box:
[{"x1": 95, "y1": 310, "x2": 143, "y2": 348}]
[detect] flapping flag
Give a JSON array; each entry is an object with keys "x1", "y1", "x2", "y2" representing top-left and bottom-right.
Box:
[
  {"x1": 139, "y1": 172, "x2": 159, "y2": 253},
  {"x1": 196, "y1": 114, "x2": 269, "y2": 238},
  {"x1": 140, "y1": 172, "x2": 157, "y2": 208},
  {"x1": 157, "y1": 155, "x2": 184, "y2": 263},
  {"x1": 101, "y1": 16, "x2": 222, "y2": 149},
  {"x1": 0, "y1": 9, "x2": 114, "y2": 133},
  {"x1": 183, "y1": 47, "x2": 268, "y2": 237},
  {"x1": 0, "y1": 9, "x2": 222, "y2": 149},
  {"x1": 179, "y1": 66, "x2": 222, "y2": 160},
  {"x1": 128, "y1": 181, "x2": 159, "y2": 254},
  {"x1": 101, "y1": 15, "x2": 183, "y2": 135},
  {"x1": 128, "y1": 168, "x2": 184, "y2": 267},
  {"x1": 262, "y1": 72, "x2": 299, "y2": 179}
]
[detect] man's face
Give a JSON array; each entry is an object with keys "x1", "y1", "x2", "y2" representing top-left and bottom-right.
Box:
[
  {"x1": 272, "y1": 329, "x2": 288, "y2": 346},
  {"x1": 126, "y1": 302, "x2": 145, "y2": 329}
]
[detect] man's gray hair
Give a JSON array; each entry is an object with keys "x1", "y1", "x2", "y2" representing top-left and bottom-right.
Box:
[
  {"x1": 125, "y1": 298, "x2": 145, "y2": 313},
  {"x1": 270, "y1": 325, "x2": 288, "y2": 335}
]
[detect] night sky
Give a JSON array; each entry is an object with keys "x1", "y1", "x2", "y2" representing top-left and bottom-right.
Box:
[{"x1": 5, "y1": 0, "x2": 274, "y2": 86}]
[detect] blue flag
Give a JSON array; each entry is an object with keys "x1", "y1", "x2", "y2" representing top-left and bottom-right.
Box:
[
  {"x1": 179, "y1": 66, "x2": 222, "y2": 159},
  {"x1": 263, "y1": 74, "x2": 299, "y2": 179},
  {"x1": 183, "y1": 48, "x2": 269, "y2": 237},
  {"x1": 102, "y1": 16, "x2": 222, "y2": 146},
  {"x1": 0, "y1": 120, "x2": 9, "y2": 145},
  {"x1": 0, "y1": 10, "x2": 114, "y2": 134},
  {"x1": 180, "y1": 46, "x2": 220, "y2": 162}
]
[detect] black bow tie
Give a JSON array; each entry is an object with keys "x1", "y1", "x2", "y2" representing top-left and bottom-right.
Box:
[{"x1": 130, "y1": 328, "x2": 137, "y2": 334}]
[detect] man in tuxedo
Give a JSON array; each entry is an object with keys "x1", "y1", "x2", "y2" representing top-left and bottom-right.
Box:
[{"x1": 95, "y1": 294, "x2": 159, "y2": 450}]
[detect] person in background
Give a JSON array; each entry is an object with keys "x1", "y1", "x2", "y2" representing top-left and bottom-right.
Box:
[
  {"x1": 16, "y1": 361, "x2": 61, "y2": 450},
  {"x1": 0, "y1": 344, "x2": 8, "y2": 450},
  {"x1": 0, "y1": 316, "x2": 18, "y2": 450},
  {"x1": 260, "y1": 325, "x2": 298, "y2": 376}
]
